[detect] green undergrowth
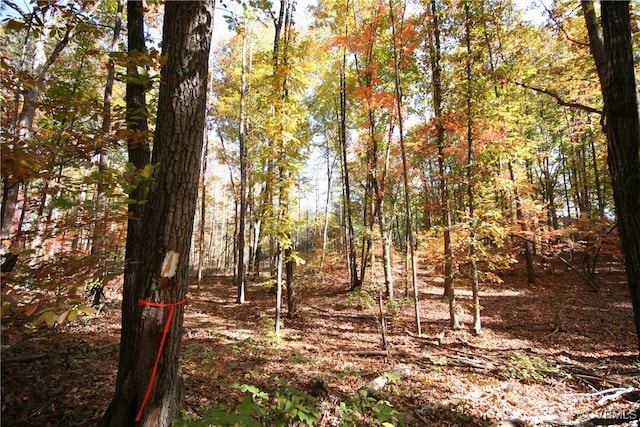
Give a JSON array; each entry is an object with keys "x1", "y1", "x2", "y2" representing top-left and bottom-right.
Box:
[
  {"x1": 501, "y1": 351, "x2": 571, "y2": 384},
  {"x1": 174, "y1": 382, "x2": 404, "y2": 427}
]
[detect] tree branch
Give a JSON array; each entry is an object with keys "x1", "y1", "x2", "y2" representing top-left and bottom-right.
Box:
[{"x1": 515, "y1": 81, "x2": 602, "y2": 115}]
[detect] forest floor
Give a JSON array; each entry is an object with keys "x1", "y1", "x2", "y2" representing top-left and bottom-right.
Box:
[{"x1": 1, "y1": 250, "x2": 639, "y2": 426}]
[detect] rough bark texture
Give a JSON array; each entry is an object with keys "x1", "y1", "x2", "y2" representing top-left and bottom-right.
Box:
[
  {"x1": 98, "y1": 2, "x2": 214, "y2": 426},
  {"x1": 582, "y1": 1, "x2": 640, "y2": 354}
]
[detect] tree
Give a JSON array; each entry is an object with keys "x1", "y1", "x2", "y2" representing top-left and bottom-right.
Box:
[
  {"x1": 389, "y1": 0, "x2": 420, "y2": 331},
  {"x1": 428, "y1": 0, "x2": 460, "y2": 329},
  {"x1": 98, "y1": 2, "x2": 215, "y2": 426},
  {"x1": 91, "y1": 0, "x2": 124, "y2": 273},
  {"x1": 1, "y1": 2, "x2": 85, "y2": 242},
  {"x1": 582, "y1": 0, "x2": 640, "y2": 355}
]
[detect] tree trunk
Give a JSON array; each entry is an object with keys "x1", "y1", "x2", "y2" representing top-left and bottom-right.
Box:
[
  {"x1": 236, "y1": 27, "x2": 249, "y2": 304},
  {"x1": 464, "y1": 1, "x2": 481, "y2": 335},
  {"x1": 197, "y1": 134, "x2": 210, "y2": 291},
  {"x1": 98, "y1": 3, "x2": 214, "y2": 426},
  {"x1": 91, "y1": 0, "x2": 123, "y2": 266},
  {"x1": 285, "y1": 246, "x2": 297, "y2": 318},
  {"x1": 429, "y1": 0, "x2": 459, "y2": 329},
  {"x1": 390, "y1": 0, "x2": 419, "y2": 332},
  {"x1": 582, "y1": 0, "x2": 640, "y2": 355},
  {"x1": 509, "y1": 161, "x2": 536, "y2": 283},
  {"x1": 339, "y1": 47, "x2": 360, "y2": 290},
  {"x1": 379, "y1": 130, "x2": 395, "y2": 300}
]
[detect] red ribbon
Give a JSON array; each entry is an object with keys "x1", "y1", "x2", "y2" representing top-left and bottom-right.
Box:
[{"x1": 135, "y1": 298, "x2": 186, "y2": 422}]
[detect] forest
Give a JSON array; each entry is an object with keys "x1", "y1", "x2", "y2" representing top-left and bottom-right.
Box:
[{"x1": 1, "y1": 0, "x2": 639, "y2": 426}]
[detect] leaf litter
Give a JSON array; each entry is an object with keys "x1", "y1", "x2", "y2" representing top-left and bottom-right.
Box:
[{"x1": 1, "y1": 252, "x2": 639, "y2": 426}]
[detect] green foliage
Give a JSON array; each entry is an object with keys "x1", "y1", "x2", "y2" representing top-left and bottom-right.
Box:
[
  {"x1": 32, "y1": 304, "x2": 97, "y2": 327},
  {"x1": 340, "y1": 390, "x2": 405, "y2": 427},
  {"x1": 174, "y1": 383, "x2": 319, "y2": 427},
  {"x1": 501, "y1": 352, "x2": 571, "y2": 384},
  {"x1": 289, "y1": 349, "x2": 314, "y2": 365},
  {"x1": 120, "y1": 162, "x2": 158, "y2": 202},
  {"x1": 345, "y1": 288, "x2": 376, "y2": 310},
  {"x1": 175, "y1": 381, "x2": 406, "y2": 427}
]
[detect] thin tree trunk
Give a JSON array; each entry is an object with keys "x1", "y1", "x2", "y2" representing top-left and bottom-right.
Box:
[
  {"x1": 509, "y1": 161, "x2": 536, "y2": 283},
  {"x1": 464, "y1": 1, "x2": 481, "y2": 334},
  {"x1": 197, "y1": 134, "x2": 209, "y2": 291},
  {"x1": 2, "y1": 6, "x2": 75, "y2": 241},
  {"x1": 390, "y1": 0, "x2": 419, "y2": 333},
  {"x1": 91, "y1": 0, "x2": 123, "y2": 264},
  {"x1": 379, "y1": 125, "x2": 395, "y2": 300},
  {"x1": 321, "y1": 152, "x2": 336, "y2": 272},
  {"x1": 236, "y1": 28, "x2": 249, "y2": 304},
  {"x1": 340, "y1": 47, "x2": 360, "y2": 290},
  {"x1": 429, "y1": 0, "x2": 459, "y2": 329}
]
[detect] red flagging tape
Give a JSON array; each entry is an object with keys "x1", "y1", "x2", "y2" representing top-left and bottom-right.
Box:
[{"x1": 135, "y1": 298, "x2": 186, "y2": 422}]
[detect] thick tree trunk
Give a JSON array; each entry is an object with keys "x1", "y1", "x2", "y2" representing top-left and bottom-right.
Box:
[
  {"x1": 582, "y1": 0, "x2": 640, "y2": 355},
  {"x1": 98, "y1": 3, "x2": 214, "y2": 426}
]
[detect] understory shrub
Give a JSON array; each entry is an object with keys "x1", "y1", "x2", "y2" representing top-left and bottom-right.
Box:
[{"x1": 174, "y1": 383, "x2": 405, "y2": 426}]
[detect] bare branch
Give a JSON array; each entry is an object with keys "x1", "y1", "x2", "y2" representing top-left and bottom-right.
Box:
[{"x1": 514, "y1": 81, "x2": 602, "y2": 115}]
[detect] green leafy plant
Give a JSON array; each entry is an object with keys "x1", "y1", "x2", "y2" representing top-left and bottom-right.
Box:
[
  {"x1": 501, "y1": 352, "x2": 571, "y2": 383},
  {"x1": 345, "y1": 288, "x2": 376, "y2": 310},
  {"x1": 340, "y1": 390, "x2": 405, "y2": 427},
  {"x1": 273, "y1": 386, "x2": 320, "y2": 426},
  {"x1": 174, "y1": 383, "x2": 319, "y2": 427}
]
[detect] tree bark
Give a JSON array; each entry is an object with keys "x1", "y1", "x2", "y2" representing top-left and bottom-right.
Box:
[
  {"x1": 464, "y1": 1, "x2": 481, "y2": 335},
  {"x1": 91, "y1": 0, "x2": 124, "y2": 264},
  {"x1": 390, "y1": 0, "x2": 419, "y2": 332},
  {"x1": 98, "y1": 2, "x2": 214, "y2": 426},
  {"x1": 429, "y1": 0, "x2": 460, "y2": 329},
  {"x1": 582, "y1": 0, "x2": 640, "y2": 355},
  {"x1": 339, "y1": 45, "x2": 361, "y2": 291},
  {"x1": 236, "y1": 26, "x2": 249, "y2": 303}
]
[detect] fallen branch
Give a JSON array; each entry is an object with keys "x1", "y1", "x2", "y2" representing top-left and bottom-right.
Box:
[
  {"x1": 509, "y1": 233, "x2": 600, "y2": 291},
  {"x1": 553, "y1": 253, "x2": 600, "y2": 291},
  {"x1": 568, "y1": 387, "x2": 640, "y2": 407},
  {"x1": 309, "y1": 305, "x2": 388, "y2": 320}
]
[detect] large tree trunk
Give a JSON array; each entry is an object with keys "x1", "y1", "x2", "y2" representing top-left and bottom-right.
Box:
[
  {"x1": 98, "y1": 2, "x2": 214, "y2": 426},
  {"x1": 582, "y1": 0, "x2": 640, "y2": 355}
]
